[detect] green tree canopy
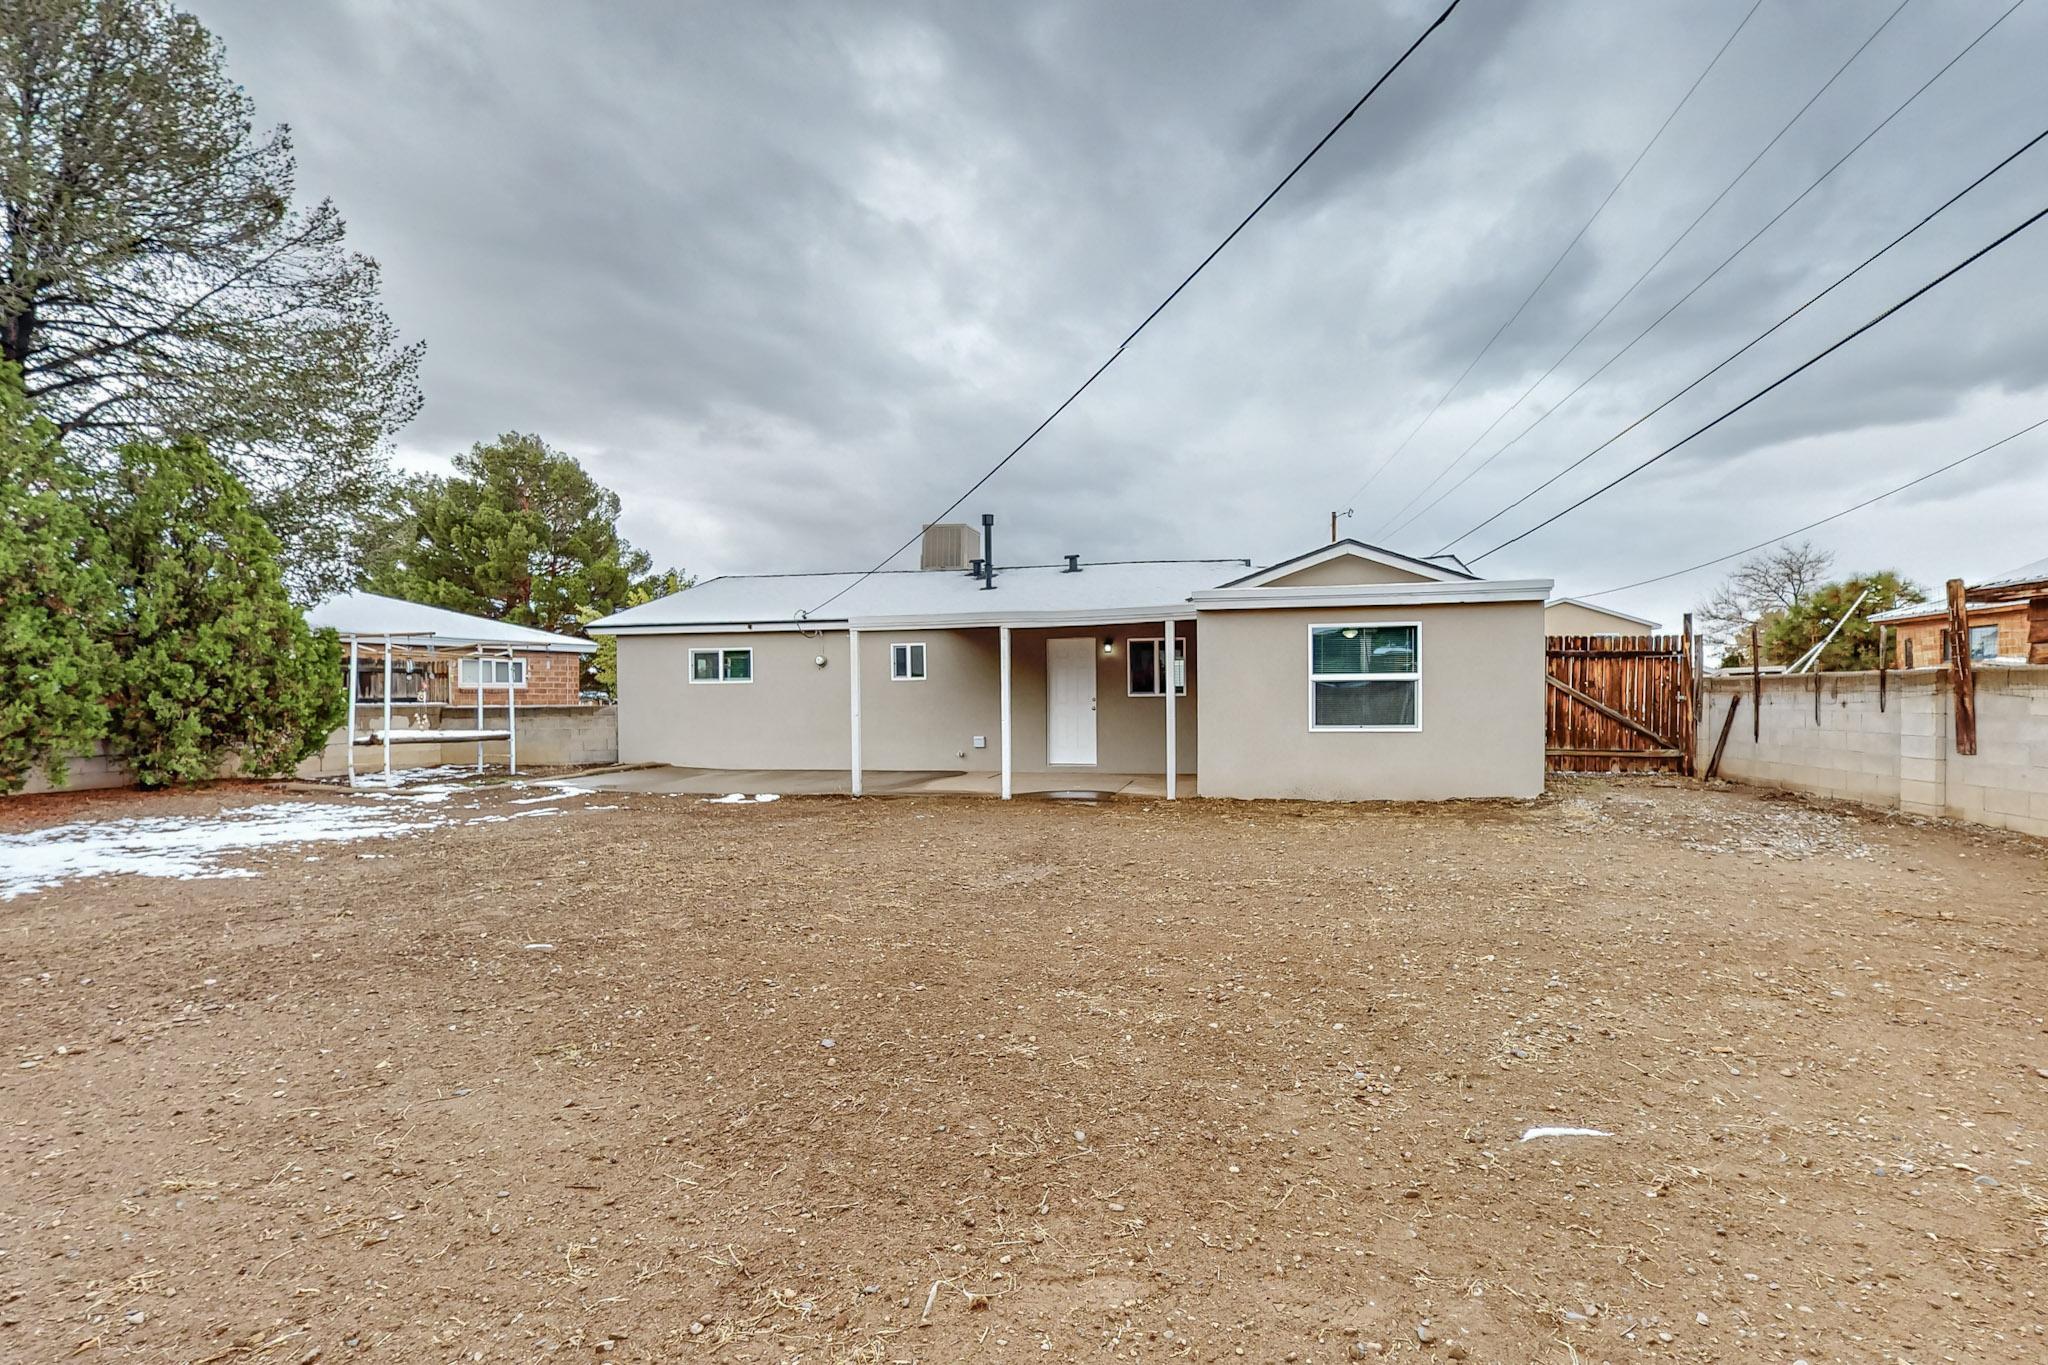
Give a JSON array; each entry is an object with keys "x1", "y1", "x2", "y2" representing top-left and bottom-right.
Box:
[
  {"x1": 0, "y1": 367, "x2": 113, "y2": 792},
  {"x1": 97, "y1": 436, "x2": 347, "y2": 786},
  {"x1": 364, "y1": 432, "x2": 673, "y2": 641},
  {"x1": 1761, "y1": 571, "x2": 1924, "y2": 672},
  {"x1": 0, "y1": 0, "x2": 423, "y2": 598}
]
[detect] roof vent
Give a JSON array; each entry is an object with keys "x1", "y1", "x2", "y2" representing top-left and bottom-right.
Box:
[
  {"x1": 919, "y1": 522, "x2": 978, "y2": 572},
  {"x1": 1063, "y1": 554, "x2": 1082, "y2": 573}
]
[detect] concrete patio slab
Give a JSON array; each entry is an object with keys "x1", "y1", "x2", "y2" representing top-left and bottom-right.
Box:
[{"x1": 558, "y1": 766, "x2": 1190, "y2": 799}]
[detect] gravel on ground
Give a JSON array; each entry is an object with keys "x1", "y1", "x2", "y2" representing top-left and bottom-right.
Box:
[{"x1": 1, "y1": 775, "x2": 2043, "y2": 1362}]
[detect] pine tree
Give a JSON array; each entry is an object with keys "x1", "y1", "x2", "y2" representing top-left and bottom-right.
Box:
[
  {"x1": 98, "y1": 437, "x2": 347, "y2": 785},
  {"x1": 0, "y1": 370, "x2": 113, "y2": 792},
  {"x1": 0, "y1": 0, "x2": 423, "y2": 597},
  {"x1": 1763, "y1": 571, "x2": 1924, "y2": 672},
  {"x1": 364, "y1": 432, "x2": 679, "y2": 689}
]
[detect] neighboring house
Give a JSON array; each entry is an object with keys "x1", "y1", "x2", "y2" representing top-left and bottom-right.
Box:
[
  {"x1": 589, "y1": 527, "x2": 1554, "y2": 801},
  {"x1": 1543, "y1": 597, "x2": 1661, "y2": 636},
  {"x1": 306, "y1": 592, "x2": 599, "y2": 706},
  {"x1": 1869, "y1": 556, "x2": 2048, "y2": 669}
]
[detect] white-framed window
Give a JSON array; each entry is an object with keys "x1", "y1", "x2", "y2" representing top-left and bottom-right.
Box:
[
  {"x1": 1127, "y1": 637, "x2": 1187, "y2": 696},
  {"x1": 1309, "y1": 623, "x2": 1419, "y2": 731},
  {"x1": 1969, "y1": 624, "x2": 2000, "y2": 661},
  {"x1": 890, "y1": 641, "x2": 927, "y2": 681},
  {"x1": 457, "y1": 657, "x2": 527, "y2": 689},
  {"x1": 689, "y1": 647, "x2": 753, "y2": 683}
]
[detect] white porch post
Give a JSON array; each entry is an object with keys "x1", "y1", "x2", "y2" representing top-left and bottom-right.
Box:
[
  {"x1": 1164, "y1": 618, "x2": 1177, "y2": 800},
  {"x1": 849, "y1": 628, "x2": 863, "y2": 797},
  {"x1": 506, "y1": 658, "x2": 518, "y2": 775},
  {"x1": 999, "y1": 626, "x2": 1013, "y2": 800},
  {"x1": 474, "y1": 646, "x2": 485, "y2": 772},
  {"x1": 380, "y1": 633, "x2": 393, "y2": 782},
  {"x1": 345, "y1": 636, "x2": 358, "y2": 786}
]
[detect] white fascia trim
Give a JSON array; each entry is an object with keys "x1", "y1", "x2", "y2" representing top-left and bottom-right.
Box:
[
  {"x1": 590, "y1": 620, "x2": 847, "y2": 636},
  {"x1": 848, "y1": 604, "x2": 1198, "y2": 631},
  {"x1": 336, "y1": 631, "x2": 596, "y2": 654},
  {"x1": 598, "y1": 603, "x2": 1209, "y2": 635},
  {"x1": 1190, "y1": 578, "x2": 1553, "y2": 610}
]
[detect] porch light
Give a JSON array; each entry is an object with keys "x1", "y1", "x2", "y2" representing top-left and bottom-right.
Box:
[{"x1": 1102, "y1": 637, "x2": 1115, "y2": 654}]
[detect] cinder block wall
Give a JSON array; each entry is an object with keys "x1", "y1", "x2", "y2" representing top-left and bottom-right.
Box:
[
  {"x1": 298, "y1": 704, "x2": 619, "y2": 778},
  {"x1": 1699, "y1": 666, "x2": 2048, "y2": 838}
]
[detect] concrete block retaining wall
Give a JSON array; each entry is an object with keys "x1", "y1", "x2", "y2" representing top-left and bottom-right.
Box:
[
  {"x1": 298, "y1": 705, "x2": 619, "y2": 779},
  {"x1": 1698, "y1": 666, "x2": 2048, "y2": 839}
]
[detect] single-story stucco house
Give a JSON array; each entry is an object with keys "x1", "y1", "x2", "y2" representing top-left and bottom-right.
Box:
[
  {"x1": 589, "y1": 525, "x2": 1554, "y2": 802},
  {"x1": 1543, "y1": 597, "x2": 1661, "y2": 636}
]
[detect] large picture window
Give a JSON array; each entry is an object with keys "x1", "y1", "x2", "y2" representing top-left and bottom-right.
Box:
[
  {"x1": 689, "y1": 647, "x2": 753, "y2": 683},
  {"x1": 457, "y1": 657, "x2": 526, "y2": 689},
  {"x1": 1128, "y1": 637, "x2": 1187, "y2": 696},
  {"x1": 1310, "y1": 624, "x2": 1419, "y2": 730},
  {"x1": 1968, "y1": 624, "x2": 2000, "y2": 661}
]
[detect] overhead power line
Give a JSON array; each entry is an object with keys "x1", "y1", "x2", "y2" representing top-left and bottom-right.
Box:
[
  {"x1": 1337, "y1": 0, "x2": 1766, "y2": 511},
  {"x1": 1389, "y1": 0, "x2": 2027, "y2": 544},
  {"x1": 1431, "y1": 119, "x2": 2048, "y2": 554},
  {"x1": 1364, "y1": 0, "x2": 1916, "y2": 537},
  {"x1": 804, "y1": 0, "x2": 1467, "y2": 618},
  {"x1": 1574, "y1": 415, "x2": 2048, "y2": 599},
  {"x1": 1462, "y1": 200, "x2": 2048, "y2": 564}
]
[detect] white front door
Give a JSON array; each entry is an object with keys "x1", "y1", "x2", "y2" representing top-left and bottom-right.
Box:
[{"x1": 1045, "y1": 637, "x2": 1098, "y2": 766}]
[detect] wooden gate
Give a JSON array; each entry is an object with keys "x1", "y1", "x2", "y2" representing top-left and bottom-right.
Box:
[{"x1": 1546, "y1": 634, "x2": 1696, "y2": 774}]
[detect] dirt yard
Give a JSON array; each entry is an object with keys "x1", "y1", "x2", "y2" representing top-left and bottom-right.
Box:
[{"x1": 2, "y1": 776, "x2": 2045, "y2": 1363}]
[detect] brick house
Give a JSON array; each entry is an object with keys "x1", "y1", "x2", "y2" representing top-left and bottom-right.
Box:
[
  {"x1": 1870, "y1": 556, "x2": 2048, "y2": 668},
  {"x1": 306, "y1": 592, "x2": 601, "y2": 706}
]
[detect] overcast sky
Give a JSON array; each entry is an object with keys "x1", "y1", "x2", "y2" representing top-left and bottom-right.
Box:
[{"x1": 198, "y1": 0, "x2": 2048, "y2": 626}]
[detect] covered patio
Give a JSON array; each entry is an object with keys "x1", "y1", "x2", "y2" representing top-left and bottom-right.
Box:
[{"x1": 845, "y1": 613, "x2": 1193, "y2": 800}]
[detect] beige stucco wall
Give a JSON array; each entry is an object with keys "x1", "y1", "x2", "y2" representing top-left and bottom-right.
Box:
[
  {"x1": 613, "y1": 623, "x2": 1196, "y2": 774},
  {"x1": 1544, "y1": 601, "x2": 1660, "y2": 636},
  {"x1": 1264, "y1": 554, "x2": 1433, "y2": 587},
  {"x1": 1194, "y1": 601, "x2": 1545, "y2": 801}
]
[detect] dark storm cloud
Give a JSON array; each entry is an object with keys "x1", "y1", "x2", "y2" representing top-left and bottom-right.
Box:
[{"x1": 197, "y1": 0, "x2": 2048, "y2": 623}]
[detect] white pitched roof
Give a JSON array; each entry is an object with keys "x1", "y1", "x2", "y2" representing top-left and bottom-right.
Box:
[
  {"x1": 307, "y1": 591, "x2": 597, "y2": 653},
  {"x1": 591, "y1": 560, "x2": 1253, "y2": 632}
]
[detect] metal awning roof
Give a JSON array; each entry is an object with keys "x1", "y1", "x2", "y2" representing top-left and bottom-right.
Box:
[{"x1": 308, "y1": 591, "x2": 597, "y2": 653}]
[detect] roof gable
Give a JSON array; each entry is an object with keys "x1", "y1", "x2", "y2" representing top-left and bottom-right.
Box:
[
  {"x1": 1215, "y1": 540, "x2": 1476, "y2": 590},
  {"x1": 1544, "y1": 597, "x2": 1661, "y2": 631}
]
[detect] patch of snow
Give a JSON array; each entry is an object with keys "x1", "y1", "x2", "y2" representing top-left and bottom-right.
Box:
[
  {"x1": 704, "y1": 793, "x2": 781, "y2": 804},
  {"x1": 508, "y1": 780, "x2": 595, "y2": 805},
  {"x1": 462, "y1": 808, "x2": 564, "y2": 825},
  {"x1": 1519, "y1": 1126, "x2": 1613, "y2": 1143},
  {"x1": 350, "y1": 781, "x2": 470, "y2": 806},
  {"x1": 347, "y1": 764, "x2": 480, "y2": 790},
  {"x1": 0, "y1": 803, "x2": 445, "y2": 901}
]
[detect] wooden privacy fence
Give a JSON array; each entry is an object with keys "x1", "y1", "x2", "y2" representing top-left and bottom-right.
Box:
[{"x1": 1545, "y1": 633, "x2": 1696, "y2": 774}]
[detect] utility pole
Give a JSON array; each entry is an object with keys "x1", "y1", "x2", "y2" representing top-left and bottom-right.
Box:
[{"x1": 1330, "y1": 508, "x2": 1352, "y2": 543}]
